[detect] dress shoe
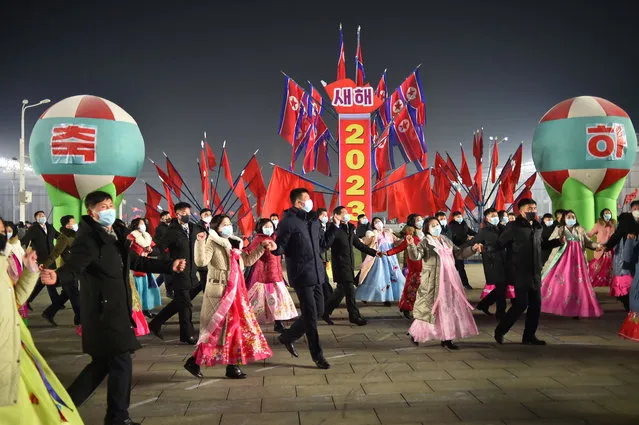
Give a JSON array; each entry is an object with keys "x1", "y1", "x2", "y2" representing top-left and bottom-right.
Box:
[
  {"x1": 273, "y1": 321, "x2": 285, "y2": 333},
  {"x1": 225, "y1": 364, "x2": 247, "y2": 379},
  {"x1": 410, "y1": 336, "x2": 419, "y2": 346},
  {"x1": 402, "y1": 310, "x2": 413, "y2": 320},
  {"x1": 477, "y1": 305, "x2": 493, "y2": 316},
  {"x1": 149, "y1": 325, "x2": 164, "y2": 340},
  {"x1": 184, "y1": 356, "x2": 203, "y2": 379},
  {"x1": 42, "y1": 312, "x2": 57, "y2": 327},
  {"x1": 383, "y1": 301, "x2": 392, "y2": 307},
  {"x1": 321, "y1": 314, "x2": 334, "y2": 325},
  {"x1": 278, "y1": 335, "x2": 299, "y2": 358},
  {"x1": 314, "y1": 357, "x2": 331, "y2": 369},
  {"x1": 105, "y1": 418, "x2": 141, "y2": 425},
  {"x1": 441, "y1": 340, "x2": 459, "y2": 350},
  {"x1": 522, "y1": 336, "x2": 547, "y2": 346},
  {"x1": 494, "y1": 331, "x2": 504, "y2": 344},
  {"x1": 180, "y1": 336, "x2": 197, "y2": 345},
  {"x1": 349, "y1": 317, "x2": 367, "y2": 326}
]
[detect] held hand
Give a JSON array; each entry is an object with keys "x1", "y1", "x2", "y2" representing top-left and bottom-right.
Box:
[
  {"x1": 196, "y1": 232, "x2": 207, "y2": 241},
  {"x1": 268, "y1": 241, "x2": 277, "y2": 251},
  {"x1": 40, "y1": 269, "x2": 57, "y2": 285},
  {"x1": 144, "y1": 246, "x2": 153, "y2": 253},
  {"x1": 376, "y1": 251, "x2": 384, "y2": 257},
  {"x1": 628, "y1": 234, "x2": 636, "y2": 240},
  {"x1": 472, "y1": 243, "x2": 483, "y2": 253},
  {"x1": 467, "y1": 235, "x2": 474, "y2": 240},
  {"x1": 172, "y1": 259, "x2": 187, "y2": 272},
  {"x1": 38, "y1": 264, "x2": 45, "y2": 271},
  {"x1": 406, "y1": 235, "x2": 415, "y2": 245},
  {"x1": 24, "y1": 251, "x2": 40, "y2": 273}
]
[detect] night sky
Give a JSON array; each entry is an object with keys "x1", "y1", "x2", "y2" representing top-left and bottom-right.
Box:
[{"x1": 1, "y1": 1, "x2": 638, "y2": 206}]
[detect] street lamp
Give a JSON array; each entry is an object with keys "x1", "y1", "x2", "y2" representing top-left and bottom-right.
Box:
[{"x1": 20, "y1": 98, "x2": 50, "y2": 222}]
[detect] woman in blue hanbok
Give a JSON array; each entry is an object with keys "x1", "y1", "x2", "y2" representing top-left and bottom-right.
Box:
[{"x1": 356, "y1": 217, "x2": 405, "y2": 305}]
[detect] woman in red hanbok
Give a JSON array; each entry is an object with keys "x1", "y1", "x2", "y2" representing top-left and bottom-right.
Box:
[
  {"x1": 587, "y1": 208, "x2": 616, "y2": 288},
  {"x1": 184, "y1": 214, "x2": 273, "y2": 379}
]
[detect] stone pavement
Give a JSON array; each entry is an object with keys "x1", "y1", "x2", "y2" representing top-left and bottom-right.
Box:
[{"x1": 30, "y1": 264, "x2": 639, "y2": 425}]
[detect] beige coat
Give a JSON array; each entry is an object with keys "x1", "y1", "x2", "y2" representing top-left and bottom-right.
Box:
[
  {"x1": 0, "y1": 255, "x2": 39, "y2": 406},
  {"x1": 194, "y1": 231, "x2": 265, "y2": 338},
  {"x1": 407, "y1": 235, "x2": 474, "y2": 324},
  {"x1": 542, "y1": 225, "x2": 599, "y2": 275}
]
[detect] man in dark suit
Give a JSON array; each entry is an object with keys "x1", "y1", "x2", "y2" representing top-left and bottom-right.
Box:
[
  {"x1": 449, "y1": 211, "x2": 477, "y2": 289},
  {"x1": 323, "y1": 206, "x2": 378, "y2": 326},
  {"x1": 23, "y1": 210, "x2": 61, "y2": 309},
  {"x1": 154, "y1": 211, "x2": 173, "y2": 297},
  {"x1": 41, "y1": 191, "x2": 184, "y2": 425},
  {"x1": 272, "y1": 188, "x2": 338, "y2": 369},
  {"x1": 149, "y1": 202, "x2": 201, "y2": 344},
  {"x1": 317, "y1": 208, "x2": 333, "y2": 301}
]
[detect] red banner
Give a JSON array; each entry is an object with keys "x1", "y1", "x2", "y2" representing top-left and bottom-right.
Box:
[{"x1": 339, "y1": 115, "x2": 372, "y2": 222}]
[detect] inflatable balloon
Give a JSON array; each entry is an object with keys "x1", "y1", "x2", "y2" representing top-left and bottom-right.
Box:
[
  {"x1": 29, "y1": 95, "x2": 144, "y2": 228},
  {"x1": 532, "y1": 96, "x2": 637, "y2": 231}
]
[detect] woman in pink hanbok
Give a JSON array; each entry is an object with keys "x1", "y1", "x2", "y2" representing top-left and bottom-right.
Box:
[
  {"x1": 406, "y1": 217, "x2": 482, "y2": 350},
  {"x1": 541, "y1": 210, "x2": 603, "y2": 318},
  {"x1": 587, "y1": 208, "x2": 616, "y2": 288}
]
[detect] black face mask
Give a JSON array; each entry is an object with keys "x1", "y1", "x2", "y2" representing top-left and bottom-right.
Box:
[
  {"x1": 179, "y1": 214, "x2": 190, "y2": 224},
  {"x1": 525, "y1": 212, "x2": 537, "y2": 221}
]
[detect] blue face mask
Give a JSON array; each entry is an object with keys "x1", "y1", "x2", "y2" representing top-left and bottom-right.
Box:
[
  {"x1": 489, "y1": 217, "x2": 499, "y2": 226},
  {"x1": 430, "y1": 225, "x2": 442, "y2": 237},
  {"x1": 262, "y1": 227, "x2": 274, "y2": 237},
  {"x1": 220, "y1": 225, "x2": 234, "y2": 238},
  {"x1": 37, "y1": 217, "x2": 47, "y2": 225},
  {"x1": 454, "y1": 217, "x2": 463, "y2": 224},
  {"x1": 501, "y1": 216, "x2": 508, "y2": 224},
  {"x1": 415, "y1": 220, "x2": 424, "y2": 229},
  {"x1": 96, "y1": 209, "x2": 116, "y2": 227},
  {"x1": 565, "y1": 218, "x2": 576, "y2": 227},
  {"x1": 361, "y1": 218, "x2": 369, "y2": 225},
  {"x1": 603, "y1": 213, "x2": 612, "y2": 221}
]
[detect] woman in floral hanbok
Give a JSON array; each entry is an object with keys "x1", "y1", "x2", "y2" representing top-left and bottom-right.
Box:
[
  {"x1": 245, "y1": 218, "x2": 298, "y2": 333},
  {"x1": 541, "y1": 210, "x2": 603, "y2": 318},
  {"x1": 587, "y1": 208, "x2": 616, "y2": 288},
  {"x1": 356, "y1": 217, "x2": 405, "y2": 305},
  {"x1": 184, "y1": 214, "x2": 272, "y2": 380},
  {"x1": 406, "y1": 217, "x2": 482, "y2": 349},
  {"x1": 3, "y1": 221, "x2": 28, "y2": 325},
  {"x1": 128, "y1": 218, "x2": 162, "y2": 318}
]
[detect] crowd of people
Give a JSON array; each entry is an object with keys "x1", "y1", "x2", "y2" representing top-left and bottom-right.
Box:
[{"x1": 1, "y1": 189, "x2": 638, "y2": 425}]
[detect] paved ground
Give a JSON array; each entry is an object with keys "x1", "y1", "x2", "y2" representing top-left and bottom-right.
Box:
[{"x1": 30, "y1": 264, "x2": 639, "y2": 425}]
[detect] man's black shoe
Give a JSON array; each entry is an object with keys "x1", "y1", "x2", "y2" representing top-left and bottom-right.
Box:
[
  {"x1": 494, "y1": 331, "x2": 504, "y2": 345},
  {"x1": 105, "y1": 418, "x2": 141, "y2": 425},
  {"x1": 42, "y1": 312, "x2": 57, "y2": 327},
  {"x1": 321, "y1": 314, "x2": 334, "y2": 325},
  {"x1": 180, "y1": 336, "x2": 197, "y2": 345},
  {"x1": 522, "y1": 337, "x2": 547, "y2": 346},
  {"x1": 149, "y1": 324, "x2": 164, "y2": 340},
  {"x1": 278, "y1": 335, "x2": 298, "y2": 358},
  {"x1": 349, "y1": 317, "x2": 367, "y2": 326},
  {"x1": 184, "y1": 356, "x2": 203, "y2": 379},
  {"x1": 314, "y1": 357, "x2": 331, "y2": 369}
]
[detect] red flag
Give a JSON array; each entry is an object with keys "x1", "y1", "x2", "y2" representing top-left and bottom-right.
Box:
[
  {"x1": 373, "y1": 125, "x2": 393, "y2": 178},
  {"x1": 234, "y1": 179, "x2": 251, "y2": 213},
  {"x1": 315, "y1": 139, "x2": 331, "y2": 177},
  {"x1": 388, "y1": 169, "x2": 434, "y2": 219},
  {"x1": 262, "y1": 166, "x2": 313, "y2": 219},
  {"x1": 211, "y1": 186, "x2": 222, "y2": 211},
  {"x1": 509, "y1": 144, "x2": 523, "y2": 189},
  {"x1": 459, "y1": 146, "x2": 472, "y2": 187},
  {"x1": 337, "y1": 25, "x2": 346, "y2": 80},
  {"x1": 398, "y1": 69, "x2": 426, "y2": 125},
  {"x1": 243, "y1": 156, "x2": 267, "y2": 216},
  {"x1": 418, "y1": 152, "x2": 428, "y2": 170},
  {"x1": 221, "y1": 148, "x2": 233, "y2": 188},
  {"x1": 490, "y1": 141, "x2": 499, "y2": 183},
  {"x1": 386, "y1": 165, "x2": 409, "y2": 220},
  {"x1": 375, "y1": 70, "x2": 387, "y2": 101},
  {"x1": 449, "y1": 190, "x2": 465, "y2": 220},
  {"x1": 329, "y1": 180, "x2": 339, "y2": 213},
  {"x1": 165, "y1": 158, "x2": 184, "y2": 198},
  {"x1": 278, "y1": 77, "x2": 305, "y2": 145},
  {"x1": 445, "y1": 155, "x2": 458, "y2": 182},
  {"x1": 144, "y1": 203, "x2": 161, "y2": 237},
  {"x1": 154, "y1": 163, "x2": 172, "y2": 190},
  {"x1": 392, "y1": 106, "x2": 424, "y2": 162},
  {"x1": 237, "y1": 207, "x2": 255, "y2": 239},
  {"x1": 145, "y1": 184, "x2": 162, "y2": 210},
  {"x1": 162, "y1": 182, "x2": 175, "y2": 216},
  {"x1": 355, "y1": 26, "x2": 365, "y2": 86},
  {"x1": 494, "y1": 185, "x2": 506, "y2": 211},
  {"x1": 199, "y1": 151, "x2": 211, "y2": 208},
  {"x1": 465, "y1": 182, "x2": 480, "y2": 211},
  {"x1": 205, "y1": 142, "x2": 217, "y2": 170},
  {"x1": 372, "y1": 174, "x2": 387, "y2": 213}
]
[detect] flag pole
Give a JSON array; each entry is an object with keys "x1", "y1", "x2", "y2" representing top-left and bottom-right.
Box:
[
  {"x1": 162, "y1": 152, "x2": 202, "y2": 211},
  {"x1": 146, "y1": 158, "x2": 196, "y2": 209},
  {"x1": 268, "y1": 163, "x2": 337, "y2": 193},
  {"x1": 484, "y1": 153, "x2": 514, "y2": 205},
  {"x1": 222, "y1": 176, "x2": 256, "y2": 213},
  {"x1": 213, "y1": 170, "x2": 244, "y2": 216},
  {"x1": 212, "y1": 140, "x2": 226, "y2": 209}
]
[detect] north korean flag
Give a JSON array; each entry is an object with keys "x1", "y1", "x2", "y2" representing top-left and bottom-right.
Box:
[
  {"x1": 399, "y1": 69, "x2": 425, "y2": 125},
  {"x1": 373, "y1": 124, "x2": 395, "y2": 178},
  {"x1": 392, "y1": 104, "x2": 424, "y2": 162},
  {"x1": 278, "y1": 77, "x2": 305, "y2": 145}
]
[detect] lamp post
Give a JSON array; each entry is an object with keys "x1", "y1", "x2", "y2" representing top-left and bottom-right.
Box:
[{"x1": 20, "y1": 98, "x2": 50, "y2": 222}]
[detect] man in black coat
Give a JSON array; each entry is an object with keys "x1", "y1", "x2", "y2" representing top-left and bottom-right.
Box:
[
  {"x1": 317, "y1": 208, "x2": 333, "y2": 301},
  {"x1": 540, "y1": 213, "x2": 556, "y2": 264},
  {"x1": 23, "y1": 210, "x2": 62, "y2": 308},
  {"x1": 149, "y1": 202, "x2": 201, "y2": 344},
  {"x1": 355, "y1": 214, "x2": 371, "y2": 262},
  {"x1": 494, "y1": 198, "x2": 561, "y2": 346},
  {"x1": 153, "y1": 211, "x2": 173, "y2": 297},
  {"x1": 193, "y1": 207, "x2": 213, "y2": 293},
  {"x1": 470, "y1": 208, "x2": 508, "y2": 319},
  {"x1": 272, "y1": 188, "x2": 338, "y2": 369},
  {"x1": 435, "y1": 211, "x2": 452, "y2": 239},
  {"x1": 449, "y1": 211, "x2": 477, "y2": 289},
  {"x1": 41, "y1": 191, "x2": 184, "y2": 425},
  {"x1": 323, "y1": 206, "x2": 378, "y2": 326}
]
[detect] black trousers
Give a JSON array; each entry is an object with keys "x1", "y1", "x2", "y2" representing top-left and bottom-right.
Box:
[
  {"x1": 476, "y1": 280, "x2": 507, "y2": 318},
  {"x1": 325, "y1": 280, "x2": 361, "y2": 320},
  {"x1": 43, "y1": 280, "x2": 81, "y2": 325},
  {"x1": 321, "y1": 265, "x2": 333, "y2": 301},
  {"x1": 150, "y1": 283, "x2": 201, "y2": 339},
  {"x1": 455, "y1": 259, "x2": 471, "y2": 287},
  {"x1": 198, "y1": 269, "x2": 208, "y2": 294},
  {"x1": 67, "y1": 351, "x2": 132, "y2": 423},
  {"x1": 280, "y1": 284, "x2": 324, "y2": 360},
  {"x1": 27, "y1": 279, "x2": 62, "y2": 306},
  {"x1": 495, "y1": 286, "x2": 541, "y2": 340}
]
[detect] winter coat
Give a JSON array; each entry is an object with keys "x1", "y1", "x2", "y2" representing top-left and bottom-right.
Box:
[
  {"x1": 271, "y1": 208, "x2": 337, "y2": 288},
  {"x1": 449, "y1": 220, "x2": 477, "y2": 248},
  {"x1": 155, "y1": 219, "x2": 199, "y2": 290},
  {"x1": 128, "y1": 230, "x2": 156, "y2": 277},
  {"x1": 20, "y1": 223, "x2": 58, "y2": 270},
  {"x1": 542, "y1": 225, "x2": 599, "y2": 275},
  {"x1": 605, "y1": 213, "x2": 639, "y2": 251},
  {"x1": 407, "y1": 235, "x2": 474, "y2": 324},
  {"x1": 56, "y1": 216, "x2": 173, "y2": 358},
  {"x1": 328, "y1": 222, "x2": 377, "y2": 284},
  {"x1": 244, "y1": 233, "x2": 282, "y2": 283},
  {"x1": 0, "y1": 255, "x2": 39, "y2": 406},
  {"x1": 42, "y1": 227, "x2": 76, "y2": 268},
  {"x1": 588, "y1": 221, "x2": 616, "y2": 260},
  {"x1": 498, "y1": 216, "x2": 559, "y2": 290},
  {"x1": 541, "y1": 222, "x2": 557, "y2": 265},
  {"x1": 470, "y1": 224, "x2": 508, "y2": 285}
]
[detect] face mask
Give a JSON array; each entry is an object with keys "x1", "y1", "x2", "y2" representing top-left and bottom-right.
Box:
[
  {"x1": 525, "y1": 212, "x2": 537, "y2": 221},
  {"x1": 37, "y1": 217, "x2": 47, "y2": 225},
  {"x1": 430, "y1": 225, "x2": 442, "y2": 237},
  {"x1": 361, "y1": 218, "x2": 369, "y2": 225},
  {"x1": 565, "y1": 218, "x2": 576, "y2": 227},
  {"x1": 342, "y1": 213, "x2": 351, "y2": 223},
  {"x1": 489, "y1": 217, "x2": 499, "y2": 226},
  {"x1": 320, "y1": 216, "x2": 328, "y2": 224},
  {"x1": 219, "y1": 225, "x2": 233, "y2": 238},
  {"x1": 6, "y1": 232, "x2": 12, "y2": 239},
  {"x1": 96, "y1": 209, "x2": 116, "y2": 227},
  {"x1": 272, "y1": 219, "x2": 279, "y2": 227},
  {"x1": 262, "y1": 227, "x2": 274, "y2": 237},
  {"x1": 202, "y1": 216, "x2": 212, "y2": 224},
  {"x1": 374, "y1": 222, "x2": 383, "y2": 231},
  {"x1": 138, "y1": 224, "x2": 147, "y2": 233},
  {"x1": 454, "y1": 217, "x2": 463, "y2": 224},
  {"x1": 163, "y1": 219, "x2": 171, "y2": 224},
  {"x1": 72, "y1": 224, "x2": 79, "y2": 232},
  {"x1": 438, "y1": 219, "x2": 447, "y2": 227},
  {"x1": 415, "y1": 220, "x2": 424, "y2": 229},
  {"x1": 544, "y1": 220, "x2": 554, "y2": 227},
  {"x1": 603, "y1": 213, "x2": 612, "y2": 221},
  {"x1": 179, "y1": 214, "x2": 191, "y2": 224},
  {"x1": 302, "y1": 199, "x2": 313, "y2": 213},
  {"x1": 501, "y1": 217, "x2": 508, "y2": 224},
  {"x1": 633, "y1": 210, "x2": 639, "y2": 220}
]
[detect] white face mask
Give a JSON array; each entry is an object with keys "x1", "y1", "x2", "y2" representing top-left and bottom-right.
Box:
[
  {"x1": 272, "y1": 219, "x2": 279, "y2": 227},
  {"x1": 72, "y1": 223, "x2": 79, "y2": 232},
  {"x1": 374, "y1": 222, "x2": 383, "y2": 231},
  {"x1": 361, "y1": 218, "x2": 369, "y2": 225},
  {"x1": 544, "y1": 220, "x2": 554, "y2": 227},
  {"x1": 632, "y1": 210, "x2": 639, "y2": 220},
  {"x1": 219, "y1": 225, "x2": 234, "y2": 238},
  {"x1": 262, "y1": 227, "x2": 274, "y2": 237},
  {"x1": 302, "y1": 199, "x2": 313, "y2": 213},
  {"x1": 488, "y1": 217, "x2": 499, "y2": 226},
  {"x1": 138, "y1": 224, "x2": 147, "y2": 233},
  {"x1": 430, "y1": 225, "x2": 442, "y2": 237},
  {"x1": 438, "y1": 219, "x2": 447, "y2": 227},
  {"x1": 6, "y1": 232, "x2": 12, "y2": 239},
  {"x1": 320, "y1": 216, "x2": 328, "y2": 224},
  {"x1": 342, "y1": 213, "x2": 351, "y2": 223},
  {"x1": 202, "y1": 216, "x2": 212, "y2": 224}
]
